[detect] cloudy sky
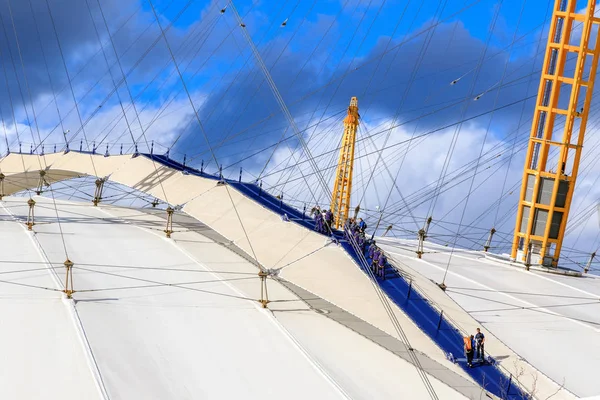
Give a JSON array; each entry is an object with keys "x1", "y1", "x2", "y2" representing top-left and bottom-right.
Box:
[{"x1": 1, "y1": 0, "x2": 599, "y2": 270}]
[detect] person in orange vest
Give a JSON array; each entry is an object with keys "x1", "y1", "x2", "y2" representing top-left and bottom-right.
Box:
[{"x1": 464, "y1": 335, "x2": 474, "y2": 367}]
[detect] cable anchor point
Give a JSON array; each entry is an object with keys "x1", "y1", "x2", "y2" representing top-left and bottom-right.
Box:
[
  {"x1": 484, "y1": 227, "x2": 496, "y2": 252},
  {"x1": 93, "y1": 178, "x2": 106, "y2": 206},
  {"x1": 63, "y1": 259, "x2": 75, "y2": 299},
  {"x1": 26, "y1": 198, "x2": 36, "y2": 230},
  {"x1": 164, "y1": 206, "x2": 174, "y2": 238},
  {"x1": 36, "y1": 170, "x2": 47, "y2": 195},
  {"x1": 258, "y1": 269, "x2": 270, "y2": 308}
]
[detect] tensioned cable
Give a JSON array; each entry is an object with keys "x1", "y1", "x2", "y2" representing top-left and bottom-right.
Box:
[
  {"x1": 146, "y1": 0, "x2": 261, "y2": 266},
  {"x1": 280, "y1": 0, "x2": 385, "y2": 201},
  {"x1": 229, "y1": 1, "x2": 333, "y2": 204},
  {"x1": 179, "y1": 0, "x2": 298, "y2": 170},
  {"x1": 95, "y1": 0, "x2": 171, "y2": 204},
  {"x1": 440, "y1": 0, "x2": 525, "y2": 277},
  {"x1": 266, "y1": 0, "x2": 361, "y2": 191},
  {"x1": 43, "y1": 0, "x2": 100, "y2": 178},
  {"x1": 4, "y1": 0, "x2": 71, "y2": 259},
  {"x1": 360, "y1": 0, "x2": 447, "y2": 233}
]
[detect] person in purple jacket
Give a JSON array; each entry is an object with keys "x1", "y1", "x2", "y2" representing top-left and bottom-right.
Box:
[
  {"x1": 378, "y1": 252, "x2": 387, "y2": 279},
  {"x1": 372, "y1": 249, "x2": 381, "y2": 274}
]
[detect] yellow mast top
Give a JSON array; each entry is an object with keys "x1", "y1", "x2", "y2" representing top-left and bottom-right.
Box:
[{"x1": 331, "y1": 97, "x2": 359, "y2": 229}]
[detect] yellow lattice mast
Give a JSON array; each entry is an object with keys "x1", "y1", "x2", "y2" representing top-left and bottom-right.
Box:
[
  {"x1": 512, "y1": 0, "x2": 600, "y2": 267},
  {"x1": 331, "y1": 97, "x2": 359, "y2": 229}
]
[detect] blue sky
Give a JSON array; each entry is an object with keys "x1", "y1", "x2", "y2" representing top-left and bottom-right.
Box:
[{"x1": 1, "y1": 0, "x2": 599, "y2": 269}]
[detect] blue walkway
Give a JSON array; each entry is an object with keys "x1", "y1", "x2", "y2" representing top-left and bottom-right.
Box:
[{"x1": 112, "y1": 153, "x2": 529, "y2": 399}]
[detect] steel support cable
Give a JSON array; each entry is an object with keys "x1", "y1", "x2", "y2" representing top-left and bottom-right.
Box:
[
  {"x1": 182, "y1": 0, "x2": 309, "y2": 172},
  {"x1": 0, "y1": 9, "x2": 46, "y2": 242},
  {"x1": 189, "y1": 33, "x2": 548, "y2": 170},
  {"x1": 261, "y1": 84, "x2": 542, "y2": 187},
  {"x1": 359, "y1": 0, "x2": 447, "y2": 232},
  {"x1": 356, "y1": 0, "x2": 430, "y2": 211},
  {"x1": 228, "y1": 2, "x2": 330, "y2": 204},
  {"x1": 464, "y1": 91, "x2": 600, "y2": 237},
  {"x1": 43, "y1": 0, "x2": 100, "y2": 178},
  {"x1": 440, "y1": 0, "x2": 522, "y2": 267},
  {"x1": 260, "y1": 94, "x2": 539, "y2": 191},
  {"x1": 425, "y1": 13, "x2": 504, "y2": 231},
  {"x1": 465, "y1": 97, "x2": 600, "y2": 247},
  {"x1": 223, "y1": 0, "x2": 319, "y2": 180},
  {"x1": 493, "y1": 1, "x2": 551, "y2": 228},
  {"x1": 52, "y1": 0, "x2": 190, "y2": 153},
  {"x1": 136, "y1": 3, "x2": 259, "y2": 155},
  {"x1": 11, "y1": 1, "x2": 149, "y2": 134},
  {"x1": 264, "y1": 0, "x2": 364, "y2": 190},
  {"x1": 364, "y1": 2, "x2": 464, "y2": 219},
  {"x1": 221, "y1": 110, "x2": 346, "y2": 172},
  {"x1": 102, "y1": 11, "x2": 221, "y2": 149},
  {"x1": 75, "y1": 276, "x2": 257, "y2": 293},
  {"x1": 358, "y1": 123, "x2": 420, "y2": 228},
  {"x1": 96, "y1": 0, "x2": 172, "y2": 204},
  {"x1": 5, "y1": 0, "x2": 72, "y2": 259},
  {"x1": 84, "y1": 0, "x2": 137, "y2": 146},
  {"x1": 366, "y1": 52, "x2": 596, "y2": 219},
  {"x1": 26, "y1": 0, "x2": 66, "y2": 145},
  {"x1": 146, "y1": 0, "x2": 262, "y2": 266},
  {"x1": 73, "y1": 266, "x2": 254, "y2": 301},
  {"x1": 98, "y1": 8, "x2": 224, "y2": 153},
  {"x1": 344, "y1": 229, "x2": 440, "y2": 399},
  {"x1": 60, "y1": 0, "x2": 197, "y2": 151},
  {"x1": 263, "y1": 0, "x2": 365, "y2": 195},
  {"x1": 199, "y1": 0, "x2": 299, "y2": 138},
  {"x1": 285, "y1": 117, "x2": 341, "y2": 201},
  {"x1": 165, "y1": 2, "x2": 273, "y2": 155},
  {"x1": 278, "y1": 0, "x2": 387, "y2": 199}
]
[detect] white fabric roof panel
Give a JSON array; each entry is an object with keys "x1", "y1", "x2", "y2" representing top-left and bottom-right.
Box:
[{"x1": 0, "y1": 196, "x2": 470, "y2": 399}]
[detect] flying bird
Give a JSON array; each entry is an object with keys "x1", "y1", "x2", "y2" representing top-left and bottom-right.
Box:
[{"x1": 281, "y1": 18, "x2": 288, "y2": 27}]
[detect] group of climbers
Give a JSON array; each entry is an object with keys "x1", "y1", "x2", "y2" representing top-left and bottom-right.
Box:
[
  {"x1": 366, "y1": 241, "x2": 388, "y2": 279},
  {"x1": 310, "y1": 206, "x2": 334, "y2": 234},
  {"x1": 309, "y1": 208, "x2": 390, "y2": 280}
]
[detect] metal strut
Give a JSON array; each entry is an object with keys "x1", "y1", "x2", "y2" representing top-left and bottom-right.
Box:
[
  {"x1": 416, "y1": 216, "x2": 432, "y2": 259},
  {"x1": 0, "y1": 172, "x2": 4, "y2": 200},
  {"x1": 36, "y1": 170, "x2": 47, "y2": 195},
  {"x1": 92, "y1": 178, "x2": 106, "y2": 206},
  {"x1": 484, "y1": 228, "x2": 496, "y2": 252},
  {"x1": 164, "y1": 206, "x2": 174, "y2": 238},
  {"x1": 584, "y1": 252, "x2": 595, "y2": 274},
  {"x1": 63, "y1": 259, "x2": 74, "y2": 298},
  {"x1": 26, "y1": 198, "x2": 35, "y2": 230},
  {"x1": 258, "y1": 270, "x2": 270, "y2": 308}
]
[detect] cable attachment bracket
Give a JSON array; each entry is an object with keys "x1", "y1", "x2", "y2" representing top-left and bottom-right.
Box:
[
  {"x1": 258, "y1": 269, "x2": 270, "y2": 308},
  {"x1": 484, "y1": 227, "x2": 496, "y2": 252},
  {"x1": 63, "y1": 259, "x2": 75, "y2": 299},
  {"x1": 92, "y1": 177, "x2": 106, "y2": 206},
  {"x1": 26, "y1": 198, "x2": 35, "y2": 230},
  {"x1": 164, "y1": 206, "x2": 174, "y2": 238},
  {"x1": 36, "y1": 170, "x2": 49, "y2": 195},
  {"x1": 416, "y1": 216, "x2": 432, "y2": 259},
  {"x1": 584, "y1": 251, "x2": 596, "y2": 274}
]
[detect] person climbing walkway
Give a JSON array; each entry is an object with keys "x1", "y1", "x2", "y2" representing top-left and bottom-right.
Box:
[
  {"x1": 475, "y1": 328, "x2": 485, "y2": 360},
  {"x1": 464, "y1": 335, "x2": 474, "y2": 368}
]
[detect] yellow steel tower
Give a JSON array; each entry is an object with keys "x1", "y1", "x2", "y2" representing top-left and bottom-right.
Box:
[
  {"x1": 512, "y1": 0, "x2": 600, "y2": 267},
  {"x1": 331, "y1": 97, "x2": 359, "y2": 229}
]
